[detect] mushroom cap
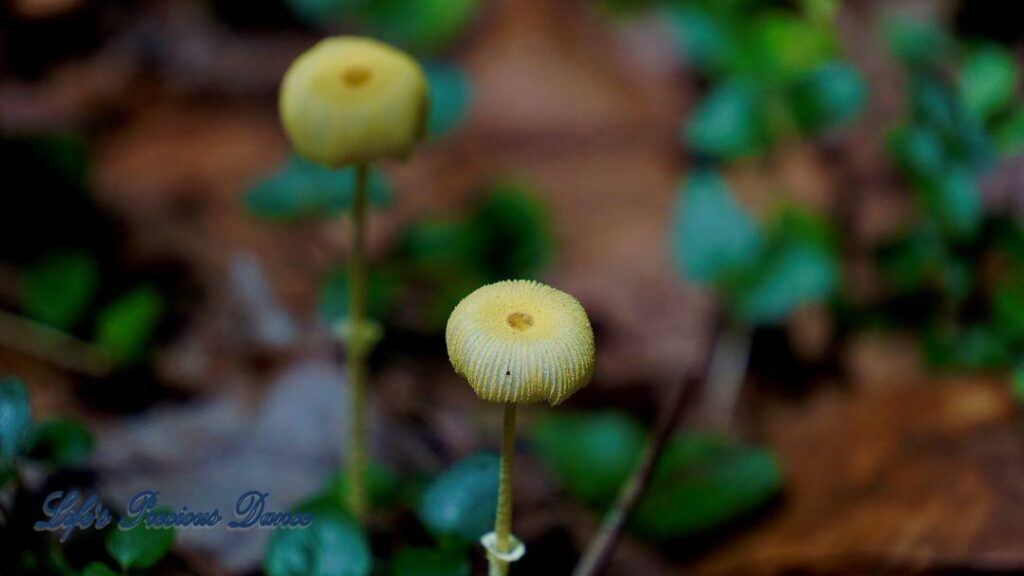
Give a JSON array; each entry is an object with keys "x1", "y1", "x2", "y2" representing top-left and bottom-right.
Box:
[
  {"x1": 279, "y1": 37, "x2": 429, "y2": 168},
  {"x1": 446, "y1": 280, "x2": 595, "y2": 405}
]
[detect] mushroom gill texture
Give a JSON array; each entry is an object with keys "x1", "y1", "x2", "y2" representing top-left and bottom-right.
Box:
[
  {"x1": 279, "y1": 36, "x2": 428, "y2": 168},
  {"x1": 446, "y1": 280, "x2": 595, "y2": 405}
]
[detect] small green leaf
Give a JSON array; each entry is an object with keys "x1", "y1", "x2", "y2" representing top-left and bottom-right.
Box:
[
  {"x1": 390, "y1": 547, "x2": 470, "y2": 576},
  {"x1": 106, "y1": 513, "x2": 176, "y2": 570},
  {"x1": 27, "y1": 419, "x2": 94, "y2": 467},
  {"x1": 94, "y1": 287, "x2": 165, "y2": 364},
  {"x1": 0, "y1": 377, "x2": 32, "y2": 465},
  {"x1": 425, "y1": 62, "x2": 472, "y2": 138},
  {"x1": 359, "y1": 0, "x2": 482, "y2": 55},
  {"x1": 910, "y1": 74, "x2": 959, "y2": 135},
  {"x1": 662, "y1": 5, "x2": 736, "y2": 73},
  {"x1": 994, "y1": 106, "x2": 1024, "y2": 155},
  {"x1": 1012, "y1": 363, "x2": 1024, "y2": 404},
  {"x1": 417, "y1": 452, "x2": 499, "y2": 544},
  {"x1": 790, "y1": 61, "x2": 867, "y2": 133},
  {"x1": 959, "y1": 44, "x2": 1018, "y2": 120},
  {"x1": 750, "y1": 12, "x2": 836, "y2": 80},
  {"x1": 531, "y1": 412, "x2": 646, "y2": 505},
  {"x1": 877, "y1": 224, "x2": 946, "y2": 293},
  {"x1": 919, "y1": 165, "x2": 982, "y2": 239},
  {"x1": 81, "y1": 562, "x2": 118, "y2": 576},
  {"x1": 884, "y1": 15, "x2": 950, "y2": 66},
  {"x1": 633, "y1": 433, "x2": 782, "y2": 540},
  {"x1": 671, "y1": 170, "x2": 763, "y2": 286},
  {"x1": 264, "y1": 502, "x2": 371, "y2": 576},
  {"x1": 318, "y1": 267, "x2": 401, "y2": 327},
  {"x1": 245, "y1": 157, "x2": 390, "y2": 221},
  {"x1": 284, "y1": 0, "x2": 364, "y2": 26},
  {"x1": 22, "y1": 251, "x2": 99, "y2": 330},
  {"x1": 732, "y1": 242, "x2": 838, "y2": 325},
  {"x1": 887, "y1": 124, "x2": 946, "y2": 182},
  {"x1": 686, "y1": 81, "x2": 766, "y2": 158},
  {"x1": 924, "y1": 322, "x2": 1011, "y2": 369}
]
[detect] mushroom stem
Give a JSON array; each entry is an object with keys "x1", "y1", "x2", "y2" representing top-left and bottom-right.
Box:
[
  {"x1": 346, "y1": 162, "x2": 370, "y2": 522},
  {"x1": 491, "y1": 402, "x2": 517, "y2": 576}
]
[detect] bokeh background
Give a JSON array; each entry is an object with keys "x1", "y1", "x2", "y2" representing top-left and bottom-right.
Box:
[{"x1": 3, "y1": 0, "x2": 1024, "y2": 574}]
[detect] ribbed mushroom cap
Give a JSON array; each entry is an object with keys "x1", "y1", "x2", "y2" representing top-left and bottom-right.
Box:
[
  {"x1": 279, "y1": 37, "x2": 428, "y2": 168},
  {"x1": 446, "y1": 280, "x2": 595, "y2": 405}
]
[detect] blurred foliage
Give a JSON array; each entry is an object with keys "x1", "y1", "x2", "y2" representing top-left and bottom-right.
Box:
[
  {"x1": 417, "y1": 452, "x2": 499, "y2": 545},
  {"x1": 283, "y1": 0, "x2": 481, "y2": 56},
  {"x1": 246, "y1": 157, "x2": 392, "y2": 221},
  {"x1": 874, "y1": 15, "x2": 1024, "y2": 371},
  {"x1": 265, "y1": 498, "x2": 372, "y2": 576},
  {"x1": 27, "y1": 419, "x2": 94, "y2": 468},
  {"x1": 0, "y1": 378, "x2": 173, "y2": 576},
  {"x1": 21, "y1": 251, "x2": 99, "y2": 330},
  {"x1": 671, "y1": 170, "x2": 839, "y2": 325},
  {"x1": 390, "y1": 547, "x2": 470, "y2": 576},
  {"x1": 531, "y1": 412, "x2": 782, "y2": 541},
  {"x1": 317, "y1": 181, "x2": 553, "y2": 332},
  {"x1": 664, "y1": 0, "x2": 866, "y2": 158},
  {"x1": 0, "y1": 377, "x2": 32, "y2": 468},
  {"x1": 105, "y1": 512, "x2": 177, "y2": 571},
  {"x1": 94, "y1": 287, "x2": 166, "y2": 364},
  {"x1": 425, "y1": 62, "x2": 473, "y2": 139}
]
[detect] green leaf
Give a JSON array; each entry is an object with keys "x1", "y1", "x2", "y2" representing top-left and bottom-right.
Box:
[
  {"x1": 732, "y1": 242, "x2": 838, "y2": 325},
  {"x1": 671, "y1": 170, "x2": 763, "y2": 286},
  {"x1": 265, "y1": 502, "x2": 371, "y2": 576},
  {"x1": 919, "y1": 165, "x2": 982, "y2": 239},
  {"x1": 425, "y1": 62, "x2": 472, "y2": 138},
  {"x1": 318, "y1": 267, "x2": 401, "y2": 327},
  {"x1": 284, "y1": 0, "x2": 364, "y2": 26},
  {"x1": 359, "y1": 0, "x2": 482, "y2": 55},
  {"x1": 390, "y1": 547, "x2": 470, "y2": 576},
  {"x1": 27, "y1": 419, "x2": 94, "y2": 467},
  {"x1": 417, "y1": 452, "x2": 499, "y2": 544},
  {"x1": 1012, "y1": 363, "x2": 1024, "y2": 404},
  {"x1": 530, "y1": 412, "x2": 646, "y2": 505},
  {"x1": 994, "y1": 106, "x2": 1024, "y2": 155},
  {"x1": 923, "y1": 321, "x2": 1012, "y2": 369},
  {"x1": 686, "y1": 81, "x2": 766, "y2": 158},
  {"x1": 106, "y1": 513, "x2": 176, "y2": 570},
  {"x1": 469, "y1": 182, "x2": 554, "y2": 281},
  {"x1": 910, "y1": 73, "x2": 959, "y2": 135},
  {"x1": 749, "y1": 12, "x2": 837, "y2": 80},
  {"x1": 884, "y1": 15, "x2": 950, "y2": 66},
  {"x1": 662, "y1": 5, "x2": 736, "y2": 73},
  {"x1": 790, "y1": 61, "x2": 867, "y2": 133},
  {"x1": 81, "y1": 562, "x2": 118, "y2": 576},
  {"x1": 632, "y1": 433, "x2": 783, "y2": 540},
  {"x1": 0, "y1": 377, "x2": 32, "y2": 465},
  {"x1": 959, "y1": 44, "x2": 1018, "y2": 120},
  {"x1": 94, "y1": 287, "x2": 165, "y2": 364},
  {"x1": 886, "y1": 124, "x2": 946, "y2": 182},
  {"x1": 877, "y1": 224, "x2": 946, "y2": 293},
  {"x1": 21, "y1": 251, "x2": 99, "y2": 329},
  {"x1": 245, "y1": 157, "x2": 391, "y2": 221}
]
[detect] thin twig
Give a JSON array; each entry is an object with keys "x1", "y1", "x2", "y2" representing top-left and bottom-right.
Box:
[
  {"x1": 702, "y1": 322, "x2": 752, "y2": 430},
  {"x1": 572, "y1": 310, "x2": 724, "y2": 576},
  {"x1": 0, "y1": 308, "x2": 114, "y2": 377}
]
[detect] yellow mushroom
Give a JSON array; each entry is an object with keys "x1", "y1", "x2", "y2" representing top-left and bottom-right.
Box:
[
  {"x1": 446, "y1": 279, "x2": 595, "y2": 576},
  {"x1": 279, "y1": 36, "x2": 428, "y2": 168},
  {"x1": 446, "y1": 279, "x2": 595, "y2": 405}
]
